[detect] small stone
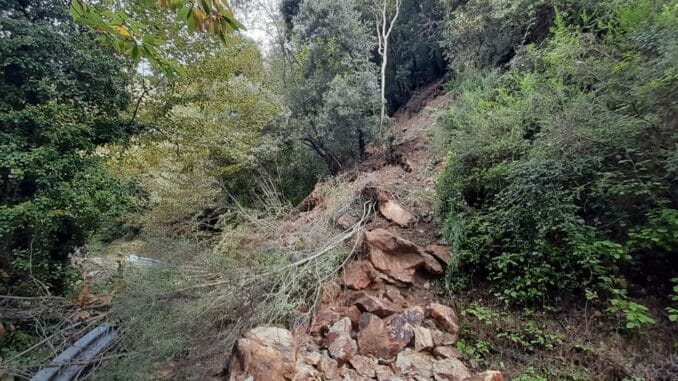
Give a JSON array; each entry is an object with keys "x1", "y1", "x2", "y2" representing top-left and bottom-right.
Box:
[
  {"x1": 431, "y1": 329, "x2": 458, "y2": 346},
  {"x1": 421, "y1": 252, "x2": 444, "y2": 275},
  {"x1": 348, "y1": 355, "x2": 377, "y2": 378},
  {"x1": 425, "y1": 245, "x2": 450, "y2": 265},
  {"x1": 293, "y1": 363, "x2": 319, "y2": 381},
  {"x1": 373, "y1": 189, "x2": 415, "y2": 227},
  {"x1": 340, "y1": 305, "x2": 362, "y2": 328},
  {"x1": 399, "y1": 306, "x2": 425, "y2": 326},
  {"x1": 413, "y1": 326, "x2": 434, "y2": 352},
  {"x1": 384, "y1": 286, "x2": 405, "y2": 305},
  {"x1": 433, "y1": 346, "x2": 462, "y2": 359},
  {"x1": 463, "y1": 371, "x2": 504, "y2": 381},
  {"x1": 310, "y1": 310, "x2": 341, "y2": 336},
  {"x1": 375, "y1": 365, "x2": 396, "y2": 381},
  {"x1": 339, "y1": 366, "x2": 360, "y2": 381},
  {"x1": 427, "y1": 303, "x2": 459, "y2": 335},
  {"x1": 305, "y1": 352, "x2": 322, "y2": 366},
  {"x1": 432, "y1": 357, "x2": 471, "y2": 380},
  {"x1": 319, "y1": 352, "x2": 340, "y2": 379}
]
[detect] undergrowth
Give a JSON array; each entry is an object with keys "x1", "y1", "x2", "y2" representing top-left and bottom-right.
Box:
[
  {"x1": 87, "y1": 179, "x2": 366, "y2": 379},
  {"x1": 437, "y1": 0, "x2": 678, "y2": 315}
]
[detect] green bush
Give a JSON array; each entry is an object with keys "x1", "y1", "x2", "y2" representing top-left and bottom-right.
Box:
[{"x1": 437, "y1": 0, "x2": 677, "y2": 305}]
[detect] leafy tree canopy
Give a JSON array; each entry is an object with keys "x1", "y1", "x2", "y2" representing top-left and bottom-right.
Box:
[{"x1": 0, "y1": 0, "x2": 136, "y2": 294}]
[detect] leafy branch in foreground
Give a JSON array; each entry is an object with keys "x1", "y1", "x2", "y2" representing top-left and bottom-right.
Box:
[{"x1": 69, "y1": 0, "x2": 244, "y2": 75}]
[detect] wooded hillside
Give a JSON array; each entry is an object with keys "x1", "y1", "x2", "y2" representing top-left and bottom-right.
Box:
[{"x1": 1, "y1": 0, "x2": 676, "y2": 379}]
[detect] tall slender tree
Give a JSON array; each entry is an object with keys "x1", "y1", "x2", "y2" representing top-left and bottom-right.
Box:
[{"x1": 372, "y1": 0, "x2": 401, "y2": 131}]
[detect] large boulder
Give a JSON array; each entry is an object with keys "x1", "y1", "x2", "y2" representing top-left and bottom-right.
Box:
[
  {"x1": 357, "y1": 313, "x2": 403, "y2": 359},
  {"x1": 228, "y1": 327, "x2": 297, "y2": 381},
  {"x1": 364, "y1": 229, "x2": 426, "y2": 284}
]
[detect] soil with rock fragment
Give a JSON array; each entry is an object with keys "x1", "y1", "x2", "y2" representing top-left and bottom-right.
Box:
[{"x1": 227, "y1": 192, "x2": 502, "y2": 380}]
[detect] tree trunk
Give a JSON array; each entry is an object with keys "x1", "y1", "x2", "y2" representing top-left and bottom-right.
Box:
[
  {"x1": 304, "y1": 137, "x2": 342, "y2": 176},
  {"x1": 375, "y1": 0, "x2": 400, "y2": 133}
]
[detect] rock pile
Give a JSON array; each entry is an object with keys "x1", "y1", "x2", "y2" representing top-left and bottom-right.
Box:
[{"x1": 228, "y1": 195, "x2": 502, "y2": 381}]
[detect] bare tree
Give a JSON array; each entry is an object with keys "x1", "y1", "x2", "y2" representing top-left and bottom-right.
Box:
[{"x1": 373, "y1": 0, "x2": 401, "y2": 132}]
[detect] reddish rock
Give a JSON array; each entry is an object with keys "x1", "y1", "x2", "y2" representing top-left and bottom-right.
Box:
[
  {"x1": 421, "y1": 252, "x2": 444, "y2": 275},
  {"x1": 293, "y1": 362, "x2": 319, "y2": 381},
  {"x1": 304, "y1": 352, "x2": 322, "y2": 366},
  {"x1": 327, "y1": 318, "x2": 357, "y2": 361},
  {"x1": 375, "y1": 365, "x2": 396, "y2": 381},
  {"x1": 375, "y1": 190, "x2": 415, "y2": 227},
  {"x1": 338, "y1": 366, "x2": 360, "y2": 380},
  {"x1": 319, "y1": 282, "x2": 342, "y2": 305},
  {"x1": 340, "y1": 305, "x2": 363, "y2": 328},
  {"x1": 365, "y1": 229, "x2": 426, "y2": 284},
  {"x1": 228, "y1": 327, "x2": 296, "y2": 381},
  {"x1": 342, "y1": 260, "x2": 377, "y2": 290},
  {"x1": 319, "y1": 352, "x2": 339, "y2": 379},
  {"x1": 399, "y1": 306, "x2": 426, "y2": 326},
  {"x1": 432, "y1": 357, "x2": 471, "y2": 380},
  {"x1": 310, "y1": 310, "x2": 341, "y2": 336},
  {"x1": 431, "y1": 329, "x2": 458, "y2": 347},
  {"x1": 395, "y1": 349, "x2": 435, "y2": 379},
  {"x1": 433, "y1": 346, "x2": 463, "y2": 359},
  {"x1": 383, "y1": 314, "x2": 415, "y2": 351},
  {"x1": 348, "y1": 355, "x2": 378, "y2": 378},
  {"x1": 427, "y1": 303, "x2": 459, "y2": 335},
  {"x1": 425, "y1": 245, "x2": 451, "y2": 265},
  {"x1": 354, "y1": 293, "x2": 399, "y2": 318},
  {"x1": 413, "y1": 326, "x2": 434, "y2": 352},
  {"x1": 376, "y1": 306, "x2": 424, "y2": 353},
  {"x1": 357, "y1": 313, "x2": 402, "y2": 359},
  {"x1": 464, "y1": 371, "x2": 504, "y2": 381},
  {"x1": 384, "y1": 286, "x2": 405, "y2": 306}
]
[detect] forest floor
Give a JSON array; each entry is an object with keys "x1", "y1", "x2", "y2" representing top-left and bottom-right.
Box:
[{"x1": 82, "y1": 82, "x2": 676, "y2": 380}]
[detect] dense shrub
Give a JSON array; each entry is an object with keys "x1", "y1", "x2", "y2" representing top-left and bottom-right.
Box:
[{"x1": 438, "y1": 0, "x2": 678, "y2": 305}]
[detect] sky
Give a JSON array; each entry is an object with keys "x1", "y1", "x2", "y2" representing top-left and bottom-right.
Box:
[{"x1": 233, "y1": 0, "x2": 280, "y2": 54}]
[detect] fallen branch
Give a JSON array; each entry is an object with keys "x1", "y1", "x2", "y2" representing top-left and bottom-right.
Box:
[{"x1": 162, "y1": 201, "x2": 372, "y2": 297}]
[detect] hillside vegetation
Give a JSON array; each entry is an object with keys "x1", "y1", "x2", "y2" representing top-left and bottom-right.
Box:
[{"x1": 0, "y1": 0, "x2": 676, "y2": 380}]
